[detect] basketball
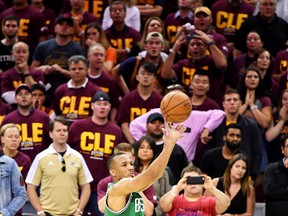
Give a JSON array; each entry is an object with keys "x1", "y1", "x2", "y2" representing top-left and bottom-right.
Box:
[{"x1": 160, "y1": 90, "x2": 192, "y2": 123}]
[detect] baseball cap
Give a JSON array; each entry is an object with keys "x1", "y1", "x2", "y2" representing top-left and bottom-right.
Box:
[
  {"x1": 145, "y1": 32, "x2": 164, "y2": 44},
  {"x1": 147, "y1": 113, "x2": 164, "y2": 124},
  {"x1": 194, "y1": 6, "x2": 211, "y2": 17},
  {"x1": 31, "y1": 83, "x2": 46, "y2": 95},
  {"x1": 56, "y1": 15, "x2": 74, "y2": 26},
  {"x1": 92, "y1": 91, "x2": 110, "y2": 103},
  {"x1": 15, "y1": 84, "x2": 32, "y2": 95}
]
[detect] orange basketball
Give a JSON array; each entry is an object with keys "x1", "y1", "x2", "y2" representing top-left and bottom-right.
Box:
[{"x1": 160, "y1": 90, "x2": 192, "y2": 123}]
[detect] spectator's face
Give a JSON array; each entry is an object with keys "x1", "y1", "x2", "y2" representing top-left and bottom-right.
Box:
[
  {"x1": 183, "y1": 171, "x2": 203, "y2": 195},
  {"x1": 259, "y1": 0, "x2": 276, "y2": 20},
  {"x1": 32, "y1": 89, "x2": 45, "y2": 109},
  {"x1": 230, "y1": 159, "x2": 247, "y2": 180},
  {"x1": 49, "y1": 121, "x2": 68, "y2": 145},
  {"x1": 1, "y1": 127, "x2": 21, "y2": 152},
  {"x1": 88, "y1": 46, "x2": 105, "y2": 70},
  {"x1": 246, "y1": 32, "x2": 262, "y2": 52},
  {"x1": 223, "y1": 93, "x2": 242, "y2": 115},
  {"x1": 281, "y1": 92, "x2": 288, "y2": 109},
  {"x1": 69, "y1": 60, "x2": 88, "y2": 84},
  {"x1": 136, "y1": 67, "x2": 155, "y2": 87},
  {"x1": 188, "y1": 38, "x2": 206, "y2": 60},
  {"x1": 224, "y1": 128, "x2": 242, "y2": 150},
  {"x1": 281, "y1": 139, "x2": 288, "y2": 157},
  {"x1": 147, "y1": 20, "x2": 162, "y2": 34},
  {"x1": 137, "y1": 141, "x2": 154, "y2": 163},
  {"x1": 91, "y1": 100, "x2": 111, "y2": 119},
  {"x1": 15, "y1": 89, "x2": 33, "y2": 108},
  {"x1": 193, "y1": 12, "x2": 212, "y2": 31},
  {"x1": 70, "y1": 0, "x2": 84, "y2": 10},
  {"x1": 256, "y1": 51, "x2": 270, "y2": 71},
  {"x1": 191, "y1": 74, "x2": 209, "y2": 97},
  {"x1": 146, "y1": 120, "x2": 164, "y2": 140},
  {"x1": 244, "y1": 70, "x2": 260, "y2": 90},
  {"x1": 110, "y1": 4, "x2": 126, "y2": 23},
  {"x1": 31, "y1": 0, "x2": 43, "y2": 5},
  {"x1": 55, "y1": 21, "x2": 74, "y2": 37},
  {"x1": 145, "y1": 38, "x2": 163, "y2": 57},
  {"x1": 3, "y1": 20, "x2": 19, "y2": 39},
  {"x1": 12, "y1": 43, "x2": 29, "y2": 64},
  {"x1": 178, "y1": 0, "x2": 193, "y2": 9},
  {"x1": 86, "y1": 27, "x2": 100, "y2": 42}
]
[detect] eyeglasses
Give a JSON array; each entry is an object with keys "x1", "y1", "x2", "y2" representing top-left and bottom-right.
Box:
[{"x1": 61, "y1": 158, "x2": 66, "y2": 172}]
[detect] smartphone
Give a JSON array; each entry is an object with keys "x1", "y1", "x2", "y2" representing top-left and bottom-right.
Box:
[{"x1": 186, "y1": 176, "x2": 205, "y2": 185}]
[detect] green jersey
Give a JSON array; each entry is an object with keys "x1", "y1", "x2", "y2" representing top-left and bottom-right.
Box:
[{"x1": 105, "y1": 191, "x2": 145, "y2": 216}]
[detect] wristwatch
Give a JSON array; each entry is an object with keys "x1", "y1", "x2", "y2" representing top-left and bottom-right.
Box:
[{"x1": 37, "y1": 210, "x2": 45, "y2": 215}]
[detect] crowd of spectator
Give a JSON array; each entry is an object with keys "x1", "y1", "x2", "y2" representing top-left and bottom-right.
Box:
[{"x1": 1, "y1": 0, "x2": 288, "y2": 215}]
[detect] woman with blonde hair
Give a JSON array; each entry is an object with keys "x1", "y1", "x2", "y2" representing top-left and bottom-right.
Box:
[{"x1": 1, "y1": 123, "x2": 31, "y2": 179}]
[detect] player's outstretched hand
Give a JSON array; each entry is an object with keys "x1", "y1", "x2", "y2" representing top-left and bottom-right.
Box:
[{"x1": 162, "y1": 122, "x2": 186, "y2": 148}]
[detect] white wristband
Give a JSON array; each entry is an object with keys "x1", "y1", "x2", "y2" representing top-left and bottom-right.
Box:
[
  {"x1": 37, "y1": 210, "x2": 45, "y2": 216},
  {"x1": 250, "y1": 105, "x2": 258, "y2": 110}
]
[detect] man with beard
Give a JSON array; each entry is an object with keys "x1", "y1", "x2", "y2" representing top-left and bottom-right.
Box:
[
  {"x1": 201, "y1": 123, "x2": 243, "y2": 178},
  {"x1": 31, "y1": 15, "x2": 85, "y2": 106},
  {"x1": 1, "y1": 84, "x2": 51, "y2": 162},
  {"x1": 145, "y1": 112, "x2": 188, "y2": 184},
  {"x1": 0, "y1": 15, "x2": 19, "y2": 74},
  {"x1": 207, "y1": 88, "x2": 262, "y2": 180}
]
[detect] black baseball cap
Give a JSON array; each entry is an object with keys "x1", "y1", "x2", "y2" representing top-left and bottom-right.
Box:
[
  {"x1": 92, "y1": 91, "x2": 110, "y2": 103},
  {"x1": 56, "y1": 15, "x2": 74, "y2": 26},
  {"x1": 15, "y1": 84, "x2": 32, "y2": 95},
  {"x1": 31, "y1": 83, "x2": 46, "y2": 95},
  {"x1": 147, "y1": 113, "x2": 164, "y2": 124}
]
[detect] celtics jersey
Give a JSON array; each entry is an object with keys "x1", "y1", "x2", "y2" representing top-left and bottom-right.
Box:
[{"x1": 105, "y1": 184, "x2": 145, "y2": 216}]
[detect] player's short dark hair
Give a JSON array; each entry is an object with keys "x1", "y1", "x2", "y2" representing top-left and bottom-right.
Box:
[
  {"x1": 109, "y1": 1, "x2": 126, "y2": 12},
  {"x1": 107, "y1": 152, "x2": 126, "y2": 170},
  {"x1": 3, "y1": 15, "x2": 19, "y2": 26},
  {"x1": 181, "y1": 164, "x2": 202, "y2": 177},
  {"x1": 49, "y1": 116, "x2": 69, "y2": 132},
  {"x1": 68, "y1": 55, "x2": 89, "y2": 68},
  {"x1": 224, "y1": 123, "x2": 242, "y2": 136}
]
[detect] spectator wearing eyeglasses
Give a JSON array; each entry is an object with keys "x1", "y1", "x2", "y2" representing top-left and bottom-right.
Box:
[{"x1": 26, "y1": 116, "x2": 93, "y2": 216}]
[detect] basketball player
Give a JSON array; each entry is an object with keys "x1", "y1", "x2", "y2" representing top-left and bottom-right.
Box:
[{"x1": 105, "y1": 122, "x2": 185, "y2": 215}]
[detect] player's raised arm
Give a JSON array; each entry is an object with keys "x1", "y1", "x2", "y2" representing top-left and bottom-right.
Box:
[{"x1": 106, "y1": 122, "x2": 185, "y2": 212}]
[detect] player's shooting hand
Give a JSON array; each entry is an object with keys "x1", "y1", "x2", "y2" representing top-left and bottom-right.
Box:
[{"x1": 162, "y1": 122, "x2": 186, "y2": 147}]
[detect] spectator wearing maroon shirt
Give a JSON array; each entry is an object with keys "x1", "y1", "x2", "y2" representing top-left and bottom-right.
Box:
[
  {"x1": 31, "y1": 0, "x2": 57, "y2": 40},
  {"x1": 161, "y1": 28, "x2": 227, "y2": 106},
  {"x1": 1, "y1": 84, "x2": 51, "y2": 162},
  {"x1": 62, "y1": 0, "x2": 100, "y2": 42},
  {"x1": 68, "y1": 91, "x2": 123, "y2": 216},
  {"x1": 52, "y1": 55, "x2": 100, "y2": 124},
  {"x1": 1, "y1": 123, "x2": 31, "y2": 180},
  {"x1": 1, "y1": 42, "x2": 45, "y2": 106},
  {"x1": 211, "y1": 0, "x2": 254, "y2": 45},
  {"x1": 0, "y1": 0, "x2": 46, "y2": 55},
  {"x1": 105, "y1": 1, "x2": 141, "y2": 63},
  {"x1": 117, "y1": 62, "x2": 163, "y2": 143},
  {"x1": 164, "y1": 0, "x2": 194, "y2": 44},
  {"x1": 87, "y1": 43, "x2": 121, "y2": 123}
]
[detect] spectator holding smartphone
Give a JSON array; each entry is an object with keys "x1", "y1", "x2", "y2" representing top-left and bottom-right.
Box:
[{"x1": 159, "y1": 165, "x2": 230, "y2": 216}]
